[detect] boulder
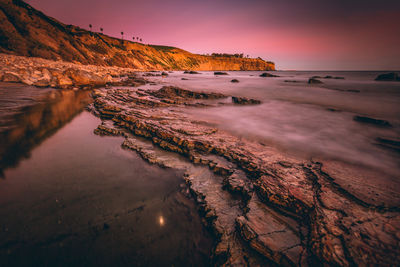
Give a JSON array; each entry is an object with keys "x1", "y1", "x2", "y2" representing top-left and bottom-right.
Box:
[
  {"x1": 33, "y1": 78, "x2": 50, "y2": 87},
  {"x1": 375, "y1": 72, "x2": 400, "y2": 81},
  {"x1": 64, "y1": 68, "x2": 106, "y2": 87},
  {"x1": 56, "y1": 75, "x2": 74, "y2": 88},
  {"x1": 183, "y1": 71, "x2": 200, "y2": 74},
  {"x1": 260, "y1": 72, "x2": 279, "y2": 77},
  {"x1": 161, "y1": 72, "x2": 168, "y2": 76},
  {"x1": 232, "y1": 96, "x2": 261, "y2": 105},
  {"x1": 308, "y1": 78, "x2": 323, "y2": 84},
  {"x1": 214, "y1": 72, "x2": 229, "y2": 75},
  {"x1": 231, "y1": 79, "x2": 239, "y2": 83}
]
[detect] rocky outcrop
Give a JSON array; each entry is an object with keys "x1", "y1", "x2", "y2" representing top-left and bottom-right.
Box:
[
  {"x1": 0, "y1": 53, "x2": 144, "y2": 89},
  {"x1": 353, "y1": 115, "x2": 392, "y2": 127},
  {"x1": 0, "y1": 0, "x2": 275, "y2": 71},
  {"x1": 308, "y1": 78, "x2": 323, "y2": 84},
  {"x1": 375, "y1": 72, "x2": 400, "y2": 81},
  {"x1": 149, "y1": 86, "x2": 226, "y2": 100},
  {"x1": 231, "y1": 96, "x2": 261, "y2": 105},
  {"x1": 184, "y1": 71, "x2": 201, "y2": 74},
  {"x1": 260, "y1": 72, "x2": 279, "y2": 77},
  {"x1": 88, "y1": 85, "x2": 400, "y2": 266}
]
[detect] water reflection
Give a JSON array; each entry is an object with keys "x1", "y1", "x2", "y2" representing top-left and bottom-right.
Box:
[
  {"x1": 159, "y1": 215, "x2": 165, "y2": 226},
  {"x1": 0, "y1": 84, "x2": 92, "y2": 176},
  {"x1": 0, "y1": 111, "x2": 213, "y2": 266}
]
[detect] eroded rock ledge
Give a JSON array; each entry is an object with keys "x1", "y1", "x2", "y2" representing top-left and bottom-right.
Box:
[
  {"x1": 88, "y1": 85, "x2": 400, "y2": 266},
  {"x1": 0, "y1": 53, "x2": 143, "y2": 89}
]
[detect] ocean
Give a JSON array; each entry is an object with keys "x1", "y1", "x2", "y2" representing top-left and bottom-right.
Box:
[{"x1": 148, "y1": 71, "x2": 400, "y2": 176}]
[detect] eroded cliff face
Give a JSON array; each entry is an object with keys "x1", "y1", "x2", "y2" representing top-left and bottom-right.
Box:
[{"x1": 0, "y1": 0, "x2": 275, "y2": 71}]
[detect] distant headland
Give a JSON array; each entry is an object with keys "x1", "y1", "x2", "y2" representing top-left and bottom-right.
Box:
[{"x1": 0, "y1": 0, "x2": 275, "y2": 71}]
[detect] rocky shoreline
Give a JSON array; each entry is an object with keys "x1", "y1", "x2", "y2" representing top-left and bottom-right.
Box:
[
  {"x1": 0, "y1": 53, "x2": 142, "y2": 89},
  {"x1": 1, "y1": 53, "x2": 399, "y2": 265},
  {"x1": 87, "y1": 82, "x2": 400, "y2": 266}
]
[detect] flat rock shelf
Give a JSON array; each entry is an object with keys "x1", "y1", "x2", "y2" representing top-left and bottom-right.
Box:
[{"x1": 88, "y1": 84, "x2": 400, "y2": 266}]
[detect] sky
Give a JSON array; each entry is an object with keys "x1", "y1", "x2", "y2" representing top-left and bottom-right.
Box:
[{"x1": 25, "y1": 0, "x2": 400, "y2": 70}]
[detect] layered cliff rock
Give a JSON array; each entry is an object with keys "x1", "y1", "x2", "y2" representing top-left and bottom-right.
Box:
[{"x1": 0, "y1": 0, "x2": 275, "y2": 71}]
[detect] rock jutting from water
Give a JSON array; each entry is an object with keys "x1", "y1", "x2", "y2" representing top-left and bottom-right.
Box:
[
  {"x1": 308, "y1": 77, "x2": 323, "y2": 84},
  {"x1": 87, "y1": 84, "x2": 400, "y2": 266},
  {"x1": 375, "y1": 72, "x2": 400, "y2": 81},
  {"x1": 183, "y1": 71, "x2": 201, "y2": 74},
  {"x1": 353, "y1": 115, "x2": 392, "y2": 127},
  {"x1": 259, "y1": 72, "x2": 279, "y2": 77},
  {"x1": 214, "y1": 72, "x2": 229, "y2": 75}
]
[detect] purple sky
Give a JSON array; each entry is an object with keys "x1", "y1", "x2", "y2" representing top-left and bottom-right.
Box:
[{"x1": 25, "y1": 0, "x2": 400, "y2": 70}]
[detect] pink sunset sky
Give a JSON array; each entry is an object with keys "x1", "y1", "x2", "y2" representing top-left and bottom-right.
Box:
[{"x1": 25, "y1": 0, "x2": 400, "y2": 70}]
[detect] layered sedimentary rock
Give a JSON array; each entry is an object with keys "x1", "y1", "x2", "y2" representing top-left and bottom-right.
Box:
[
  {"x1": 0, "y1": 0, "x2": 275, "y2": 71},
  {"x1": 88, "y1": 84, "x2": 400, "y2": 266},
  {"x1": 0, "y1": 53, "x2": 144, "y2": 88}
]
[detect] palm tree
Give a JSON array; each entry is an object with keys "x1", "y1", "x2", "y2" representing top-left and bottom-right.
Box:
[
  {"x1": 100, "y1": 27, "x2": 103, "y2": 34},
  {"x1": 140, "y1": 38, "x2": 142, "y2": 42},
  {"x1": 132, "y1": 37, "x2": 135, "y2": 41},
  {"x1": 89, "y1": 24, "x2": 92, "y2": 32},
  {"x1": 137, "y1": 37, "x2": 139, "y2": 41},
  {"x1": 121, "y1": 31, "x2": 124, "y2": 40}
]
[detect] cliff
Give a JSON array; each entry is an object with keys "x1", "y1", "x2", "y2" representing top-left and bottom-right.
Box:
[{"x1": 0, "y1": 0, "x2": 275, "y2": 71}]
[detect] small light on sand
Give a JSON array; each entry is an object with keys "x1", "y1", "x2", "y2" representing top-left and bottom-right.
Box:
[{"x1": 159, "y1": 215, "x2": 165, "y2": 226}]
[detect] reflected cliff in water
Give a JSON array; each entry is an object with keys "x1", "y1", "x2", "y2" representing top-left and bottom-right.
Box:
[{"x1": 0, "y1": 83, "x2": 92, "y2": 176}]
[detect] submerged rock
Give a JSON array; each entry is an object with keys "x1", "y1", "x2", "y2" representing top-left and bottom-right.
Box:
[
  {"x1": 214, "y1": 72, "x2": 229, "y2": 75},
  {"x1": 375, "y1": 137, "x2": 400, "y2": 153},
  {"x1": 353, "y1": 115, "x2": 392, "y2": 127},
  {"x1": 322, "y1": 75, "x2": 345, "y2": 79},
  {"x1": 183, "y1": 71, "x2": 200, "y2": 74},
  {"x1": 375, "y1": 72, "x2": 400, "y2": 81},
  {"x1": 231, "y1": 79, "x2": 239, "y2": 83}
]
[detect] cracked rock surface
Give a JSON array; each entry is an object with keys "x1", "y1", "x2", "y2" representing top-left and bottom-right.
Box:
[{"x1": 89, "y1": 84, "x2": 400, "y2": 266}]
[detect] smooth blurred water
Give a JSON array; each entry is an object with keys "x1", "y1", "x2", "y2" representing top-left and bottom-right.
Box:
[{"x1": 149, "y1": 71, "x2": 400, "y2": 175}]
